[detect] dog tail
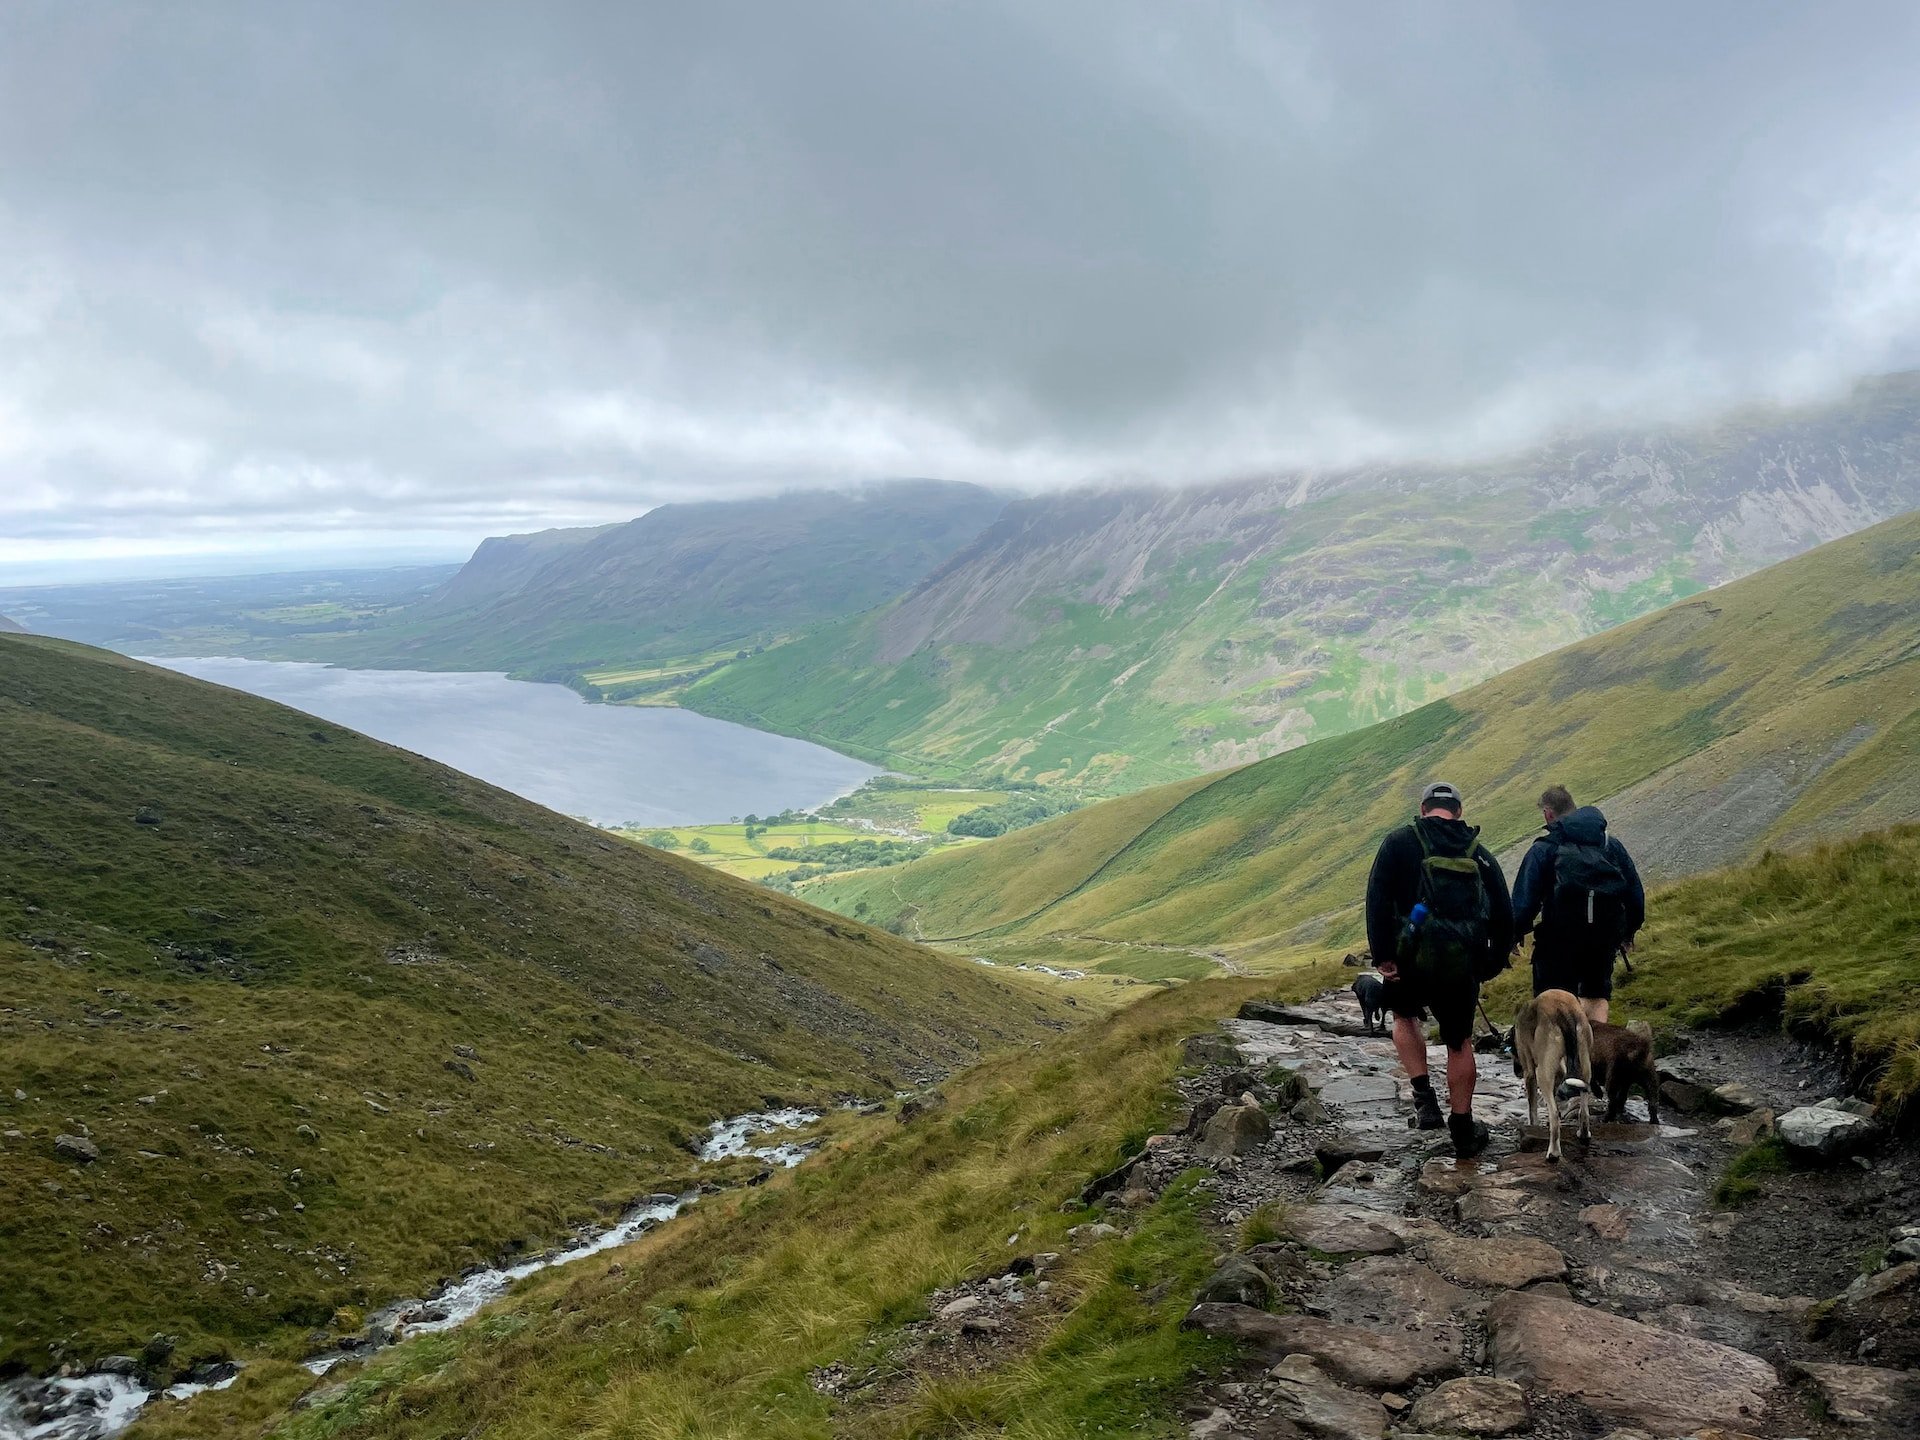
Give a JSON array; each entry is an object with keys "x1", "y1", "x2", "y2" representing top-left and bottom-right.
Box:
[{"x1": 1560, "y1": 1008, "x2": 1592, "y2": 1094}]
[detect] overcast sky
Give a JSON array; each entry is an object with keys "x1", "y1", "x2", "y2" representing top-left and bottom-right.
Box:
[{"x1": 5, "y1": 2, "x2": 1920, "y2": 580}]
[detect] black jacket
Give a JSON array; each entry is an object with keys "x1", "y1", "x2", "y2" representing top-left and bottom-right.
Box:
[
  {"x1": 1512, "y1": 805, "x2": 1646, "y2": 940},
  {"x1": 1364, "y1": 815, "x2": 1514, "y2": 970}
]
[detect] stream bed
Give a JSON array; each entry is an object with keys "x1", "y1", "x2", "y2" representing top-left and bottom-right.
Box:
[{"x1": 0, "y1": 1109, "x2": 824, "y2": 1440}]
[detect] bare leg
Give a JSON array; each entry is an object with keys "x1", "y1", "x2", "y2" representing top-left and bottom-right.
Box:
[
  {"x1": 1392, "y1": 1013, "x2": 1429, "y2": 1080},
  {"x1": 1445, "y1": 1043, "x2": 1477, "y2": 1115},
  {"x1": 1583, "y1": 997, "x2": 1610, "y2": 1025}
]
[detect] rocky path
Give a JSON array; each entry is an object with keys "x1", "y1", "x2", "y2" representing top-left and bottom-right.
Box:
[{"x1": 1157, "y1": 990, "x2": 1918, "y2": 1440}]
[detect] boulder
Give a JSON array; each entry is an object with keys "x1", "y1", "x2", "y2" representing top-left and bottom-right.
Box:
[
  {"x1": 1407, "y1": 1377, "x2": 1529, "y2": 1436},
  {"x1": 1425, "y1": 1234, "x2": 1566, "y2": 1289},
  {"x1": 1283, "y1": 1206, "x2": 1405, "y2": 1257},
  {"x1": 1194, "y1": 1256, "x2": 1274, "y2": 1310},
  {"x1": 1290, "y1": 1095, "x2": 1332, "y2": 1126},
  {"x1": 1267, "y1": 1355, "x2": 1387, "y2": 1440},
  {"x1": 937, "y1": 1295, "x2": 984, "y2": 1321},
  {"x1": 1181, "y1": 1304, "x2": 1459, "y2": 1388},
  {"x1": 1778, "y1": 1104, "x2": 1875, "y2": 1160},
  {"x1": 1706, "y1": 1081, "x2": 1764, "y2": 1114},
  {"x1": 1181, "y1": 1032, "x2": 1244, "y2": 1067},
  {"x1": 1196, "y1": 1103, "x2": 1270, "y2": 1159},
  {"x1": 1817, "y1": 1094, "x2": 1876, "y2": 1119},
  {"x1": 1081, "y1": 1153, "x2": 1145, "y2": 1204},
  {"x1": 1487, "y1": 1291, "x2": 1776, "y2": 1432},
  {"x1": 1792, "y1": 1361, "x2": 1920, "y2": 1427},
  {"x1": 53, "y1": 1134, "x2": 100, "y2": 1164},
  {"x1": 1314, "y1": 1136, "x2": 1387, "y2": 1173},
  {"x1": 1720, "y1": 1108, "x2": 1775, "y2": 1147},
  {"x1": 1842, "y1": 1259, "x2": 1916, "y2": 1304},
  {"x1": 443, "y1": 1058, "x2": 477, "y2": 1083}
]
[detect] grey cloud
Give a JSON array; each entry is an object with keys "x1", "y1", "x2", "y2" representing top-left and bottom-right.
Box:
[{"x1": 3, "y1": 1, "x2": 1920, "y2": 569}]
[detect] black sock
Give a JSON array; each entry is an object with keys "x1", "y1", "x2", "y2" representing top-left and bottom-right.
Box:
[{"x1": 1411, "y1": 1075, "x2": 1434, "y2": 1094}]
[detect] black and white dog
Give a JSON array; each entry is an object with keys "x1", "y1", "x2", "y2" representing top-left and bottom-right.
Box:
[{"x1": 1351, "y1": 970, "x2": 1387, "y2": 1035}]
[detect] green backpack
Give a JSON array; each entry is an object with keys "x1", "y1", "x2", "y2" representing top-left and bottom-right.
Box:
[{"x1": 1406, "y1": 821, "x2": 1494, "y2": 984}]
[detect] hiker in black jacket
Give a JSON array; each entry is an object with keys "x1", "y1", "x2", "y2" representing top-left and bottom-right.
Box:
[
  {"x1": 1364, "y1": 781, "x2": 1514, "y2": 1159},
  {"x1": 1512, "y1": 785, "x2": 1645, "y2": 1024}
]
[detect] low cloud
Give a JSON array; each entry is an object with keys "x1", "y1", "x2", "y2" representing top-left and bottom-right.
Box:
[{"x1": 3, "y1": 2, "x2": 1919, "y2": 573}]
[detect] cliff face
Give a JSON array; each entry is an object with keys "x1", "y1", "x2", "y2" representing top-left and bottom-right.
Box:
[{"x1": 690, "y1": 374, "x2": 1920, "y2": 788}]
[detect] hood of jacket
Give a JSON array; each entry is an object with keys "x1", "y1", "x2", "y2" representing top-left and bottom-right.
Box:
[
  {"x1": 1549, "y1": 805, "x2": 1609, "y2": 847},
  {"x1": 1415, "y1": 813, "x2": 1480, "y2": 855}
]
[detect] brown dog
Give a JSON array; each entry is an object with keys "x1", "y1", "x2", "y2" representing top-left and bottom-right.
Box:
[
  {"x1": 1589, "y1": 1020, "x2": 1661, "y2": 1124},
  {"x1": 1511, "y1": 989, "x2": 1592, "y2": 1161}
]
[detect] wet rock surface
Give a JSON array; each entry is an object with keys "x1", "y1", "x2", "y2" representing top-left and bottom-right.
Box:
[{"x1": 1169, "y1": 988, "x2": 1917, "y2": 1440}]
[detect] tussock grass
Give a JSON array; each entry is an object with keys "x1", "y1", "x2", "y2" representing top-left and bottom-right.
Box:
[
  {"x1": 131, "y1": 968, "x2": 1335, "y2": 1440},
  {"x1": 1616, "y1": 825, "x2": 1920, "y2": 1110},
  {"x1": 1712, "y1": 1138, "x2": 1790, "y2": 1208}
]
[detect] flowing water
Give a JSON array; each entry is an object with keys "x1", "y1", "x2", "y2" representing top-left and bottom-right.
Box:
[{"x1": 0, "y1": 1110, "x2": 825, "y2": 1439}]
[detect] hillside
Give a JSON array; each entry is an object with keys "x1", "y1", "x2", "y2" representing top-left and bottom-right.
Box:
[
  {"x1": 285, "y1": 479, "x2": 1008, "y2": 680},
  {"x1": 0, "y1": 634, "x2": 1061, "y2": 1376},
  {"x1": 808, "y1": 510, "x2": 1920, "y2": 965},
  {"x1": 124, "y1": 824, "x2": 1920, "y2": 1439},
  {"x1": 0, "y1": 612, "x2": 23, "y2": 632},
  {"x1": 417, "y1": 523, "x2": 616, "y2": 612},
  {"x1": 687, "y1": 374, "x2": 1920, "y2": 787}
]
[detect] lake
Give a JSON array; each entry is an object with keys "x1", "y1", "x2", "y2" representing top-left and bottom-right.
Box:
[{"x1": 143, "y1": 657, "x2": 878, "y2": 826}]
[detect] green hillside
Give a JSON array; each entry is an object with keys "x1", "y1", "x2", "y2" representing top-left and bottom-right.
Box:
[
  {"x1": 811, "y1": 511, "x2": 1920, "y2": 965},
  {"x1": 123, "y1": 825, "x2": 1920, "y2": 1439},
  {"x1": 688, "y1": 376, "x2": 1920, "y2": 788},
  {"x1": 0, "y1": 635, "x2": 1061, "y2": 1376}
]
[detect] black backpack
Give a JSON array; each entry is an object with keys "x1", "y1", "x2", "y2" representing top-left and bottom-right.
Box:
[
  {"x1": 1406, "y1": 822, "x2": 1494, "y2": 983},
  {"x1": 1548, "y1": 836, "x2": 1632, "y2": 948}
]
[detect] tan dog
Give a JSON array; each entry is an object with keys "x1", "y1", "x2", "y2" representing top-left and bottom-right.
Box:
[
  {"x1": 1590, "y1": 1019, "x2": 1660, "y2": 1124},
  {"x1": 1511, "y1": 989, "x2": 1593, "y2": 1161}
]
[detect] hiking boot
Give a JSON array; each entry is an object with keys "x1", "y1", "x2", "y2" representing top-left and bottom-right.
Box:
[
  {"x1": 1411, "y1": 1084, "x2": 1445, "y2": 1131},
  {"x1": 1449, "y1": 1112, "x2": 1491, "y2": 1160}
]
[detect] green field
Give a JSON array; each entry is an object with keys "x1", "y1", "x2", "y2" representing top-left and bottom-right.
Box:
[
  {"x1": 615, "y1": 819, "x2": 884, "y2": 880},
  {"x1": 810, "y1": 513, "x2": 1920, "y2": 975},
  {"x1": 0, "y1": 634, "x2": 1062, "y2": 1379}
]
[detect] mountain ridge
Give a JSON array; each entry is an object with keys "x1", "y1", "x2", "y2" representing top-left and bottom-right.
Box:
[
  {"x1": 800, "y1": 509, "x2": 1920, "y2": 965},
  {"x1": 686, "y1": 374, "x2": 1920, "y2": 790}
]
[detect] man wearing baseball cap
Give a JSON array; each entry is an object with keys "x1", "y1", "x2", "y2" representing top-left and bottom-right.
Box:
[{"x1": 1363, "y1": 781, "x2": 1514, "y2": 1158}]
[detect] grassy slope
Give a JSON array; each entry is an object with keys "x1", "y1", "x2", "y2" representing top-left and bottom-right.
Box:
[
  {"x1": 815, "y1": 512, "x2": 1920, "y2": 957},
  {"x1": 130, "y1": 966, "x2": 1327, "y2": 1440},
  {"x1": 688, "y1": 381, "x2": 1920, "y2": 792},
  {"x1": 1484, "y1": 824, "x2": 1920, "y2": 1108},
  {"x1": 139, "y1": 828, "x2": 1920, "y2": 1440},
  {"x1": 0, "y1": 635, "x2": 1062, "y2": 1375}
]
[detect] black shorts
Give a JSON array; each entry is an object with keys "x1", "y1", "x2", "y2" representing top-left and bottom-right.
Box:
[
  {"x1": 1380, "y1": 970, "x2": 1478, "y2": 1051},
  {"x1": 1531, "y1": 941, "x2": 1615, "y2": 1000}
]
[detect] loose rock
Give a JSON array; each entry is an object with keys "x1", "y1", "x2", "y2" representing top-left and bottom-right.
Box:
[
  {"x1": 1792, "y1": 1360, "x2": 1920, "y2": 1427},
  {"x1": 53, "y1": 1134, "x2": 99, "y2": 1164},
  {"x1": 1406, "y1": 1376, "x2": 1529, "y2": 1436},
  {"x1": 1777, "y1": 1104, "x2": 1875, "y2": 1160},
  {"x1": 1196, "y1": 1103, "x2": 1271, "y2": 1160},
  {"x1": 1267, "y1": 1354, "x2": 1387, "y2": 1440},
  {"x1": 1194, "y1": 1256, "x2": 1275, "y2": 1310}
]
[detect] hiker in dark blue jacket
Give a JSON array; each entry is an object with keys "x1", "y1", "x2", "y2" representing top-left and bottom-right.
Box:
[{"x1": 1512, "y1": 785, "x2": 1645, "y2": 1023}]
